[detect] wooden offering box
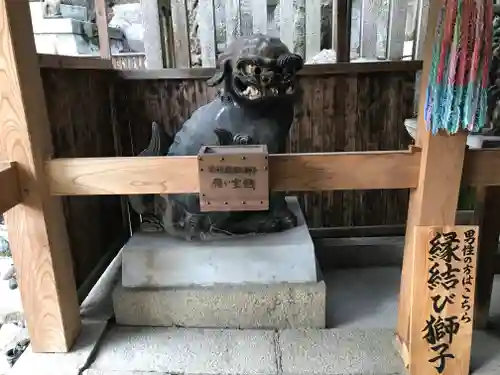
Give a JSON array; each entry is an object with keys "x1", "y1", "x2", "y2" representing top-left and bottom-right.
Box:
[{"x1": 197, "y1": 145, "x2": 269, "y2": 212}]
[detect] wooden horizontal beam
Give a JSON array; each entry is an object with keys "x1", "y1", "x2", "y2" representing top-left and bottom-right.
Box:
[
  {"x1": 46, "y1": 150, "x2": 421, "y2": 196},
  {"x1": 43, "y1": 148, "x2": 500, "y2": 196},
  {"x1": 120, "y1": 60, "x2": 423, "y2": 80},
  {"x1": 463, "y1": 149, "x2": 500, "y2": 186},
  {"x1": 0, "y1": 162, "x2": 21, "y2": 214},
  {"x1": 38, "y1": 54, "x2": 114, "y2": 70}
]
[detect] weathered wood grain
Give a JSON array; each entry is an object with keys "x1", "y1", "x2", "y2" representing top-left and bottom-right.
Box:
[
  {"x1": 473, "y1": 187, "x2": 500, "y2": 329},
  {"x1": 305, "y1": 0, "x2": 321, "y2": 61},
  {"x1": 141, "y1": 0, "x2": 164, "y2": 68},
  {"x1": 198, "y1": 0, "x2": 217, "y2": 67},
  {"x1": 387, "y1": 0, "x2": 409, "y2": 59},
  {"x1": 119, "y1": 60, "x2": 423, "y2": 80},
  {"x1": 38, "y1": 54, "x2": 114, "y2": 70},
  {"x1": 397, "y1": 1, "x2": 469, "y2": 370},
  {"x1": 279, "y1": 0, "x2": 295, "y2": 51},
  {"x1": 252, "y1": 0, "x2": 268, "y2": 35},
  {"x1": 226, "y1": 0, "x2": 242, "y2": 45},
  {"x1": 336, "y1": 0, "x2": 352, "y2": 62},
  {"x1": 0, "y1": 0, "x2": 80, "y2": 352},
  {"x1": 171, "y1": 0, "x2": 191, "y2": 67},
  {"x1": 359, "y1": 0, "x2": 380, "y2": 58},
  {"x1": 41, "y1": 68, "x2": 130, "y2": 287},
  {"x1": 462, "y1": 149, "x2": 500, "y2": 186},
  {"x1": 414, "y1": 0, "x2": 430, "y2": 60},
  {"x1": 45, "y1": 150, "x2": 421, "y2": 196}
]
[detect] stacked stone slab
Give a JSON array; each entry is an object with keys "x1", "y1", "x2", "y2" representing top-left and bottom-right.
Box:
[
  {"x1": 29, "y1": 2, "x2": 127, "y2": 56},
  {"x1": 112, "y1": 196, "x2": 326, "y2": 329}
]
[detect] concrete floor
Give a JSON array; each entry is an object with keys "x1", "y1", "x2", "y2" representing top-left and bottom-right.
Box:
[
  {"x1": 82, "y1": 267, "x2": 500, "y2": 375},
  {"x1": 326, "y1": 266, "x2": 500, "y2": 329},
  {"x1": 10, "y1": 265, "x2": 500, "y2": 375},
  {"x1": 325, "y1": 266, "x2": 402, "y2": 329}
]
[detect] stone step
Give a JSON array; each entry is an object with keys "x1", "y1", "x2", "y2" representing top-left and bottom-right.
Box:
[
  {"x1": 82, "y1": 326, "x2": 500, "y2": 375},
  {"x1": 11, "y1": 323, "x2": 500, "y2": 375},
  {"x1": 11, "y1": 265, "x2": 500, "y2": 375},
  {"x1": 84, "y1": 326, "x2": 404, "y2": 375},
  {"x1": 112, "y1": 277, "x2": 326, "y2": 329}
]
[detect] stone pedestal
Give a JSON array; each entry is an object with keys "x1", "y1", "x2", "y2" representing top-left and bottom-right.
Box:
[
  {"x1": 122, "y1": 197, "x2": 317, "y2": 288},
  {"x1": 113, "y1": 196, "x2": 326, "y2": 329}
]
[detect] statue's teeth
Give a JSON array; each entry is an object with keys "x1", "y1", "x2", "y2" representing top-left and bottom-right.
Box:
[{"x1": 242, "y1": 86, "x2": 262, "y2": 99}]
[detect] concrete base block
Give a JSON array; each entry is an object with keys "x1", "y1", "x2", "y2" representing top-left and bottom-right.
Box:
[
  {"x1": 121, "y1": 197, "x2": 318, "y2": 288},
  {"x1": 113, "y1": 278, "x2": 326, "y2": 329}
]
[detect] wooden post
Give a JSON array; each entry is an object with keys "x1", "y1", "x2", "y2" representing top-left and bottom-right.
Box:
[
  {"x1": 412, "y1": 0, "x2": 429, "y2": 113},
  {"x1": 0, "y1": 0, "x2": 81, "y2": 352},
  {"x1": 473, "y1": 187, "x2": 500, "y2": 329},
  {"x1": 305, "y1": 0, "x2": 321, "y2": 62},
  {"x1": 395, "y1": 0, "x2": 469, "y2": 370},
  {"x1": 141, "y1": 0, "x2": 165, "y2": 69},
  {"x1": 95, "y1": 0, "x2": 111, "y2": 59},
  {"x1": 359, "y1": 0, "x2": 380, "y2": 59},
  {"x1": 199, "y1": 0, "x2": 217, "y2": 67},
  {"x1": 171, "y1": 0, "x2": 191, "y2": 68},
  {"x1": 386, "y1": 0, "x2": 409, "y2": 60},
  {"x1": 336, "y1": 0, "x2": 352, "y2": 62}
]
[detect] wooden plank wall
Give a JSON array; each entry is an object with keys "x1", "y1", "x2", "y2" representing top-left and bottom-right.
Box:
[
  {"x1": 114, "y1": 70, "x2": 416, "y2": 228},
  {"x1": 40, "y1": 68, "x2": 130, "y2": 286}
]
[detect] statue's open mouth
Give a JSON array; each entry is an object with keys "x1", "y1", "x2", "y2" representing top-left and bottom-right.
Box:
[{"x1": 233, "y1": 76, "x2": 296, "y2": 101}]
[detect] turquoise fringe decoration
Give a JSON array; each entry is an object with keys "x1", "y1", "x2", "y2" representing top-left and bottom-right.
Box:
[{"x1": 424, "y1": 0, "x2": 493, "y2": 135}]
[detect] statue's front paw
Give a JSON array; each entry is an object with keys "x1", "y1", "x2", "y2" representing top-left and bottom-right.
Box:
[
  {"x1": 257, "y1": 217, "x2": 282, "y2": 233},
  {"x1": 258, "y1": 209, "x2": 297, "y2": 233},
  {"x1": 274, "y1": 208, "x2": 297, "y2": 230}
]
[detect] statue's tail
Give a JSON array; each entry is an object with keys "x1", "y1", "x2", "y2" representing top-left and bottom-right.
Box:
[
  {"x1": 129, "y1": 122, "x2": 168, "y2": 215},
  {"x1": 140, "y1": 121, "x2": 169, "y2": 156}
]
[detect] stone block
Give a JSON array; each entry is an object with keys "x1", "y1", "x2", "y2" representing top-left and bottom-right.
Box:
[
  {"x1": 122, "y1": 196, "x2": 317, "y2": 288},
  {"x1": 32, "y1": 18, "x2": 88, "y2": 35},
  {"x1": 84, "y1": 371, "x2": 170, "y2": 375},
  {"x1": 89, "y1": 327, "x2": 277, "y2": 375},
  {"x1": 113, "y1": 278, "x2": 326, "y2": 329},
  {"x1": 34, "y1": 34, "x2": 98, "y2": 56},
  {"x1": 0, "y1": 258, "x2": 23, "y2": 325},
  {"x1": 278, "y1": 328, "x2": 405, "y2": 375},
  {"x1": 60, "y1": 4, "x2": 88, "y2": 21}
]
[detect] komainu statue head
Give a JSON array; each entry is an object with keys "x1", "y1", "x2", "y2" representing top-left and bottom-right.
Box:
[{"x1": 207, "y1": 34, "x2": 304, "y2": 106}]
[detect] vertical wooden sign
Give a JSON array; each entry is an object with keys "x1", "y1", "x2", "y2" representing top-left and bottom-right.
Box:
[{"x1": 409, "y1": 226, "x2": 479, "y2": 375}]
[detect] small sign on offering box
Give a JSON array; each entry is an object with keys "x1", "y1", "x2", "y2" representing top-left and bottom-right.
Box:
[
  {"x1": 197, "y1": 145, "x2": 269, "y2": 212},
  {"x1": 409, "y1": 226, "x2": 479, "y2": 375}
]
